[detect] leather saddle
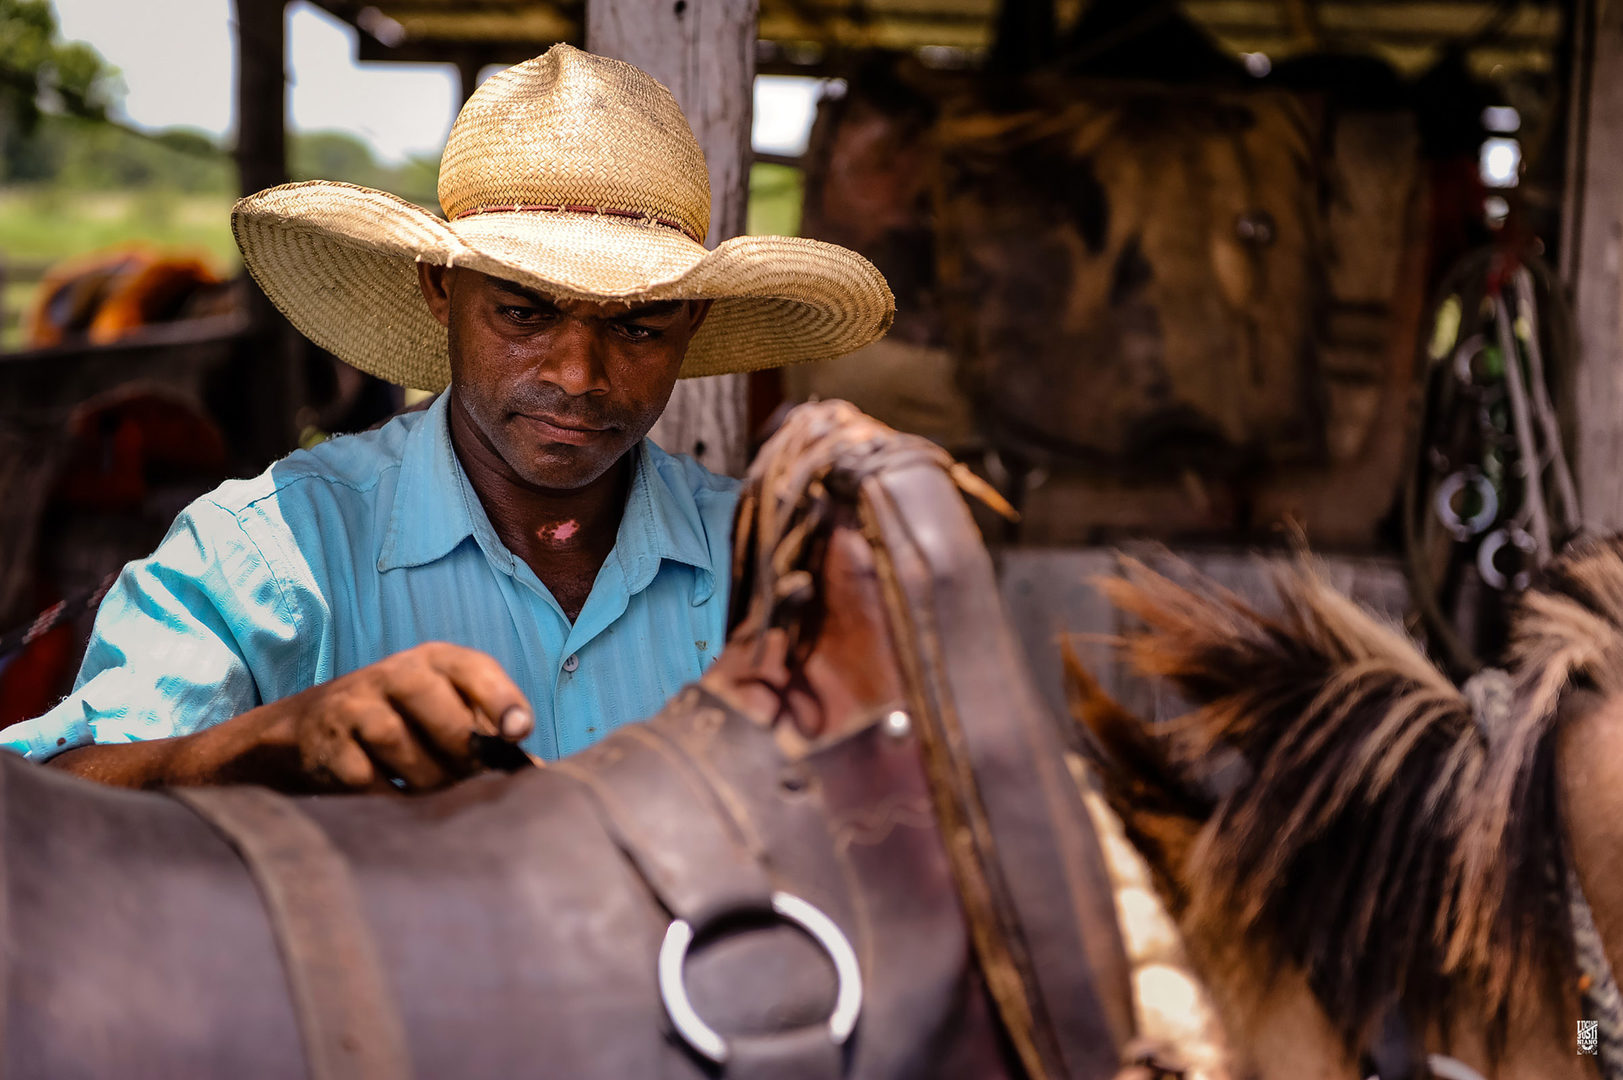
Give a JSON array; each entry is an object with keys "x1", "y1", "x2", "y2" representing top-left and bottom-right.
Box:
[{"x1": 1, "y1": 401, "x2": 1133, "y2": 1079}]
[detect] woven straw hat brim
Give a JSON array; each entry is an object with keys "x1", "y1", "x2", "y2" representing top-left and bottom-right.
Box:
[{"x1": 233, "y1": 180, "x2": 895, "y2": 390}]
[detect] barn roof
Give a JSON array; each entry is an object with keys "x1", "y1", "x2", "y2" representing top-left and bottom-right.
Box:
[{"x1": 308, "y1": 0, "x2": 1561, "y2": 77}]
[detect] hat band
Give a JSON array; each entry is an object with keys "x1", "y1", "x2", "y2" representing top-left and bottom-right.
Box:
[{"x1": 452, "y1": 202, "x2": 704, "y2": 243}]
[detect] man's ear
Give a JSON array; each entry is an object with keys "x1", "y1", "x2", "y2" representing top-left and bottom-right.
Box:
[
  {"x1": 417, "y1": 262, "x2": 453, "y2": 328},
  {"x1": 686, "y1": 298, "x2": 714, "y2": 337}
]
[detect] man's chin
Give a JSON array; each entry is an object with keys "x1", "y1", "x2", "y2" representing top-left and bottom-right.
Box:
[{"x1": 515, "y1": 441, "x2": 632, "y2": 492}]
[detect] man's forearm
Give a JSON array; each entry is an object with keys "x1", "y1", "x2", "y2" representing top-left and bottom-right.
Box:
[
  {"x1": 46, "y1": 644, "x2": 532, "y2": 792},
  {"x1": 48, "y1": 705, "x2": 298, "y2": 790}
]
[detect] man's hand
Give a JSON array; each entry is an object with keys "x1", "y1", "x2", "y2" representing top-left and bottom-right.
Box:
[
  {"x1": 49, "y1": 643, "x2": 533, "y2": 792},
  {"x1": 266, "y1": 642, "x2": 533, "y2": 791}
]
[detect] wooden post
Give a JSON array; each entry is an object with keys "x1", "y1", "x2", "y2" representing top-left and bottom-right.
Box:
[
  {"x1": 989, "y1": 0, "x2": 1056, "y2": 73},
  {"x1": 232, "y1": 0, "x2": 302, "y2": 466},
  {"x1": 457, "y1": 56, "x2": 482, "y2": 105},
  {"x1": 234, "y1": 0, "x2": 288, "y2": 199},
  {"x1": 1567, "y1": 0, "x2": 1623, "y2": 530},
  {"x1": 587, "y1": 0, "x2": 758, "y2": 477}
]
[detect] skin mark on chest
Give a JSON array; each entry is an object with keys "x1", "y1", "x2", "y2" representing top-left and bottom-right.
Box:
[{"x1": 537, "y1": 519, "x2": 581, "y2": 544}]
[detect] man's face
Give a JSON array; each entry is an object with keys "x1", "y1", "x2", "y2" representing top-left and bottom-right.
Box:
[{"x1": 419, "y1": 265, "x2": 710, "y2": 490}]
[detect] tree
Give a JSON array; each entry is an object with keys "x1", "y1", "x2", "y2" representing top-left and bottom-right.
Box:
[
  {"x1": 290, "y1": 130, "x2": 439, "y2": 207},
  {"x1": 0, "y1": 0, "x2": 123, "y2": 182}
]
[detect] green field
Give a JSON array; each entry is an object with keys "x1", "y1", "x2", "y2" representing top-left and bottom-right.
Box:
[
  {"x1": 747, "y1": 163, "x2": 803, "y2": 237},
  {"x1": 0, "y1": 163, "x2": 804, "y2": 349},
  {"x1": 0, "y1": 187, "x2": 240, "y2": 266},
  {"x1": 0, "y1": 188, "x2": 239, "y2": 348}
]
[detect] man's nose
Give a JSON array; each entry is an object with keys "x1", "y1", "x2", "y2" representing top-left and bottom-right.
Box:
[{"x1": 534, "y1": 319, "x2": 610, "y2": 396}]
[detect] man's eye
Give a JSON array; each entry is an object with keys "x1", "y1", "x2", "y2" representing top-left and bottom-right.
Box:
[
  {"x1": 615, "y1": 323, "x2": 660, "y2": 342},
  {"x1": 499, "y1": 305, "x2": 547, "y2": 323}
]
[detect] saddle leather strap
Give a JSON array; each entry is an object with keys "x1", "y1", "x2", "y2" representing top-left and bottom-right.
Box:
[
  {"x1": 861, "y1": 459, "x2": 1136, "y2": 1080},
  {"x1": 552, "y1": 702, "x2": 775, "y2": 927},
  {"x1": 553, "y1": 688, "x2": 843, "y2": 1079},
  {"x1": 732, "y1": 403, "x2": 1135, "y2": 1078},
  {"x1": 170, "y1": 786, "x2": 413, "y2": 1080}
]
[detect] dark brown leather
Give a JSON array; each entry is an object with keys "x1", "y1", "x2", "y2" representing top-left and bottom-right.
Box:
[
  {"x1": 550, "y1": 696, "x2": 840, "y2": 1079},
  {"x1": 170, "y1": 786, "x2": 413, "y2": 1080},
  {"x1": 551, "y1": 707, "x2": 775, "y2": 928},
  {"x1": 0, "y1": 400, "x2": 1132, "y2": 1080},
  {"x1": 861, "y1": 458, "x2": 1137, "y2": 1079},
  {"x1": 6, "y1": 757, "x2": 306, "y2": 1078},
  {"x1": 0, "y1": 692, "x2": 1013, "y2": 1078}
]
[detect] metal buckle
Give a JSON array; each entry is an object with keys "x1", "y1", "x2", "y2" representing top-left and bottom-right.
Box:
[{"x1": 658, "y1": 890, "x2": 863, "y2": 1064}]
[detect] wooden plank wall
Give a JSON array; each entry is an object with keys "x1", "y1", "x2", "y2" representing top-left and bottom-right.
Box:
[
  {"x1": 1567, "y1": 0, "x2": 1623, "y2": 531},
  {"x1": 1000, "y1": 547, "x2": 1412, "y2": 724}
]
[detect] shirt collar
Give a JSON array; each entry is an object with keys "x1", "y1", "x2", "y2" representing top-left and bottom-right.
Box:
[
  {"x1": 378, "y1": 393, "x2": 480, "y2": 572},
  {"x1": 614, "y1": 437, "x2": 716, "y2": 599},
  {"x1": 379, "y1": 394, "x2": 714, "y2": 598}
]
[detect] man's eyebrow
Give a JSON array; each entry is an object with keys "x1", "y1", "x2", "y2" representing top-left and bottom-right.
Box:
[
  {"x1": 490, "y1": 280, "x2": 556, "y2": 306},
  {"x1": 612, "y1": 300, "x2": 685, "y2": 321}
]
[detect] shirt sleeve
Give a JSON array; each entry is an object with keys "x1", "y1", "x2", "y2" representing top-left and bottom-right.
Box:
[{"x1": 1, "y1": 497, "x2": 308, "y2": 761}]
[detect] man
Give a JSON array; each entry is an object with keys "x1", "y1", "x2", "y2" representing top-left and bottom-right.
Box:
[{"x1": 2, "y1": 45, "x2": 892, "y2": 790}]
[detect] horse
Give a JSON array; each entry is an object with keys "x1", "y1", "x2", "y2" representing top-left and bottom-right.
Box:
[
  {"x1": 0, "y1": 399, "x2": 1142, "y2": 1079},
  {"x1": 1065, "y1": 545, "x2": 1623, "y2": 1079}
]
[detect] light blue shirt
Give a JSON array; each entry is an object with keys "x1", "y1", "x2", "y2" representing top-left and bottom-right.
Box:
[{"x1": 5, "y1": 393, "x2": 740, "y2": 763}]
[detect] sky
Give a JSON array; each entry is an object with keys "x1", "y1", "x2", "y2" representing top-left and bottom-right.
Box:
[{"x1": 46, "y1": 0, "x2": 822, "y2": 162}]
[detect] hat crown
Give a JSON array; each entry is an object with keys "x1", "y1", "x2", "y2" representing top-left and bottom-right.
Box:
[{"x1": 438, "y1": 45, "x2": 711, "y2": 242}]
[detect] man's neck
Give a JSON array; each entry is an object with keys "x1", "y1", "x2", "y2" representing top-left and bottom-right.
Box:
[{"x1": 447, "y1": 397, "x2": 631, "y2": 622}]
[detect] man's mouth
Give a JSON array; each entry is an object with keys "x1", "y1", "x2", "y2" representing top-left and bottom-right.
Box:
[{"x1": 518, "y1": 413, "x2": 612, "y2": 446}]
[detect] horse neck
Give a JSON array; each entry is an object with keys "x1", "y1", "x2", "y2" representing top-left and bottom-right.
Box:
[
  {"x1": 1559, "y1": 693, "x2": 1623, "y2": 1015},
  {"x1": 702, "y1": 521, "x2": 908, "y2": 743},
  {"x1": 1138, "y1": 872, "x2": 1587, "y2": 1080}
]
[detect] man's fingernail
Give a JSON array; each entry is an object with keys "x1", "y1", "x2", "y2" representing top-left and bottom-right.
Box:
[{"x1": 500, "y1": 706, "x2": 532, "y2": 738}]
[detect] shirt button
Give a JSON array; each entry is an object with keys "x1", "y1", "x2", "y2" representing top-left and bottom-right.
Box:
[{"x1": 562, "y1": 654, "x2": 580, "y2": 673}]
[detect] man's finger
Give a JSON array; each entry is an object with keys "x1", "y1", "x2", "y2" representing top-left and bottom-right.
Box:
[
  {"x1": 353, "y1": 703, "x2": 452, "y2": 791},
  {"x1": 387, "y1": 667, "x2": 487, "y2": 764},
  {"x1": 423, "y1": 644, "x2": 533, "y2": 740},
  {"x1": 307, "y1": 737, "x2": 381, "y2": 792}
]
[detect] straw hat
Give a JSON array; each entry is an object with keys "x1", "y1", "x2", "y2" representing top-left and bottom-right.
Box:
[{"x1": 231, "y1": 44, "x2": 894, "y2": 390}]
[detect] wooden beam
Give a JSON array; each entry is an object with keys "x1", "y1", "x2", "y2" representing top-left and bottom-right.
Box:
[
  {"x1": 587, "y1": 0, "x2": 758, "y2": 477},
  {"x1": 1567, "y1": 0, "x2": 1623, "y2": 530}
]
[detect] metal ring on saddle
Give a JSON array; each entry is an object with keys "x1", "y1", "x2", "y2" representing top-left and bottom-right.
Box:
[
  {"x1": 658, "y1": 890, "x2": 863, "y2": 1064},
  {"x1": 1450, "y1": 334, "x2": 1490, "y2": 386},
  {"x1": 1434, "y1": 470, "x2": 1498, "y2": 541},
  {"x1": 1476, "y1": 526, "x2": 1536, "y2": 591}
]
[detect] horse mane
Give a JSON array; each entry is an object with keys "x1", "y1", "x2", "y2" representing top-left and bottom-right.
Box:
[{"x1": 1070, "y1": 549, "x2": 1588, "y2": 1053}]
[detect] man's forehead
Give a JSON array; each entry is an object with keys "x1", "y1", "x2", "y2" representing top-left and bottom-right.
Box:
[{"x1": 484, "y1": 274, "x2": 684, "y2": 319}]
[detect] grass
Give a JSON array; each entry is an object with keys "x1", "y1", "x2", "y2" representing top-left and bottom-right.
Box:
[
  {"x1": 0, "y1": 187, "x2": 240, "y2": 268},
  {"x1": 0, "y1": 186, "x2": 239, "y2": 349},
  {"x1": 0, "y1": 165, "x2": 805, "y2": 349},
  {"x1": 748, "y1": 163, "x2": 803, "y2": 237}
]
